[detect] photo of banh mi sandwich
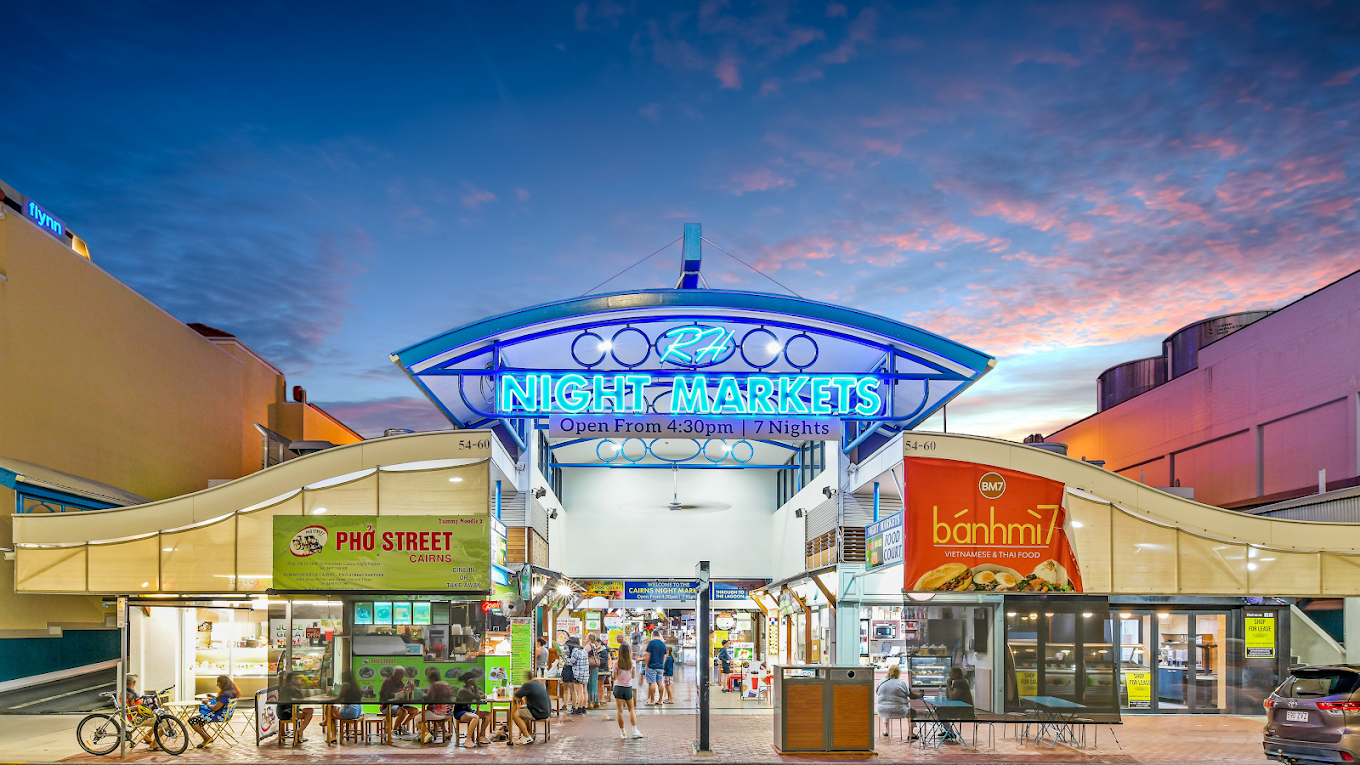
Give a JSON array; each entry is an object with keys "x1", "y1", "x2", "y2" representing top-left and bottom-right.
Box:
[{"x1": 912, "y1": 559, "x2": 1075, "y2": 592}]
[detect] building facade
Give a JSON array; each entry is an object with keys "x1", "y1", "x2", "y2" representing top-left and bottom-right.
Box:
[
  {"x1": 0, "y1": 178, "x2": 360, "y2": 683},
  {"x1": 1049, "y1": 268, "x2": 1360, "y2": 510}
]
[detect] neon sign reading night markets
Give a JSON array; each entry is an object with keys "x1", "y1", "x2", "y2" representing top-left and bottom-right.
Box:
[{"x1": 497, "y1": 373, "x2": 884, "y2": 417}]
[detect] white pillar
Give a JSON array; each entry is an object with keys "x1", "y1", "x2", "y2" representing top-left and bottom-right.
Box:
[{"x1": 1345, "y1": 599, "x2": 1360, "y2": 664}]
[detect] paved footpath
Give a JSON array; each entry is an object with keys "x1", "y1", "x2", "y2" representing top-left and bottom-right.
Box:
[{"x1": 43, "y1": 710, "x2": 1271, "y2": 765}]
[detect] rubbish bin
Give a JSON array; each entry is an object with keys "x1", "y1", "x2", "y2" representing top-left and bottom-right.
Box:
[{"x1": 772, "y1": 665, "x2": 874, "y2": 753}]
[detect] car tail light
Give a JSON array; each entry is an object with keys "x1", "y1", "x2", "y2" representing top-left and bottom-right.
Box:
[
  {"x1": 1264, "y1": 698, "x2": 1275, "y2": 709},
  {"x1": 1341, "y1": 752, "x2": 1354, "y2": 762},
  {"x1": 1317, "y1": 702, "x2": 1360, "y2": 712}
]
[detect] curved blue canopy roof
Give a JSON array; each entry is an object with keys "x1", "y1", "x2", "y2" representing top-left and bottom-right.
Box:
[
  {"x1": 391, "y1": 287, "x2": 995, "y2": 441},
  {"x1": 395, "y1": 288, "x2": 993, "y2": 373}
]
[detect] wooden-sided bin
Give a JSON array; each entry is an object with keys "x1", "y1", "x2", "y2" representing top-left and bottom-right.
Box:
[{"x1": 772, "y1": 665, "x2": 874, "y2": 753}]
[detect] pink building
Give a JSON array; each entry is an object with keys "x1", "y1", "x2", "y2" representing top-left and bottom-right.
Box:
[{"x1": 1049, "y1": 268, "x2": 1360, "y2": 510}]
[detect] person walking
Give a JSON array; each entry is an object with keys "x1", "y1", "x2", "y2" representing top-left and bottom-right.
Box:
[
  {"x1": 565, "y1": 636, "x2": 589, "y2": 715},
  {"x1": 644, "y1": 631, "x2": 667, "y2": 705},
  {"x1": 662, "y1": 646, "x2": 676, "y2": 704},
  {"x1": 586, "y1": 634, "x2": 602, "y2": 709},
  {"x1": 612, "y1": 643, "x2": 644, "y2": 740}
]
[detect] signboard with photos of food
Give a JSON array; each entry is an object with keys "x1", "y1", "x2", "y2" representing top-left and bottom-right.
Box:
[{"x1": 902, "y1": 458, "x2": 1083, "y2": 593}]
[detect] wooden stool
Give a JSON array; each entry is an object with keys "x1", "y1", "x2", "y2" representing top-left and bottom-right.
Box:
[
  {"x1": 362, "y1": 713, "x2": 388, "y2": 743},
  {"x1": 423, "y1": 714, "x2": 452, "y2": 743},
  {"x1": 336, "y1": 716, "x2": 364, "y2": 744},
  {"x1": 531, "y1": 715, "x2": 552, "y2": 742},
  {"x1": 277, "y1": 718, "x2": 299, "y2": 747},
  {"x1": 455, "y1": 716, "x2": 477, "y2": 747}
]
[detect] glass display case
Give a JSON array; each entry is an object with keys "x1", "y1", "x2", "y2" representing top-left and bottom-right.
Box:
[
  {"x1": 193, "y1": 606, "x2": 272, "y2": 695},
  {"x1": 908, "y1": 656, "x2": 951, "y2": 691}
]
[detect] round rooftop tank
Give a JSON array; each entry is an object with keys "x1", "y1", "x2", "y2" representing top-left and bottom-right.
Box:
[
  {"x1": 1097, "y1": 356, "x2": 1167, "y2": 412},
  {"x1": 1162, "y1": 310, "x2": 1274, "y2": 380}
]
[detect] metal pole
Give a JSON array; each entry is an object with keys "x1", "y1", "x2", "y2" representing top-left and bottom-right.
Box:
[
  {"x1": 694, "y1": 561, "x2": 711, "y2": 754},
  {"x1": 118, "y1": 596, "x2": 128, "y2": 758}
]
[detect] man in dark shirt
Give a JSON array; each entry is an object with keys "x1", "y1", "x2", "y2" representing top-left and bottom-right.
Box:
[
  {"x1": 644, "y1": 631, "x2": 668, "y2": 705},
  {"x1": 511, "y1": 671, "x2": 551, "y2": 744}
]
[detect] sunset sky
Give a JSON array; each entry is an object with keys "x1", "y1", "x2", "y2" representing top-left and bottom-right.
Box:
[{"x1": 3, "y1": 1, "x2": 1357, "y2": 438}]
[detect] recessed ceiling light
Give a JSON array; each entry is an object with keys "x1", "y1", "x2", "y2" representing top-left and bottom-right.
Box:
[
  {"x1": 314, "y1": 507, "x2": 327, "y2": 514},
  {"x1": 449, "y1": 477, "x2": 463, "y2": 483}
]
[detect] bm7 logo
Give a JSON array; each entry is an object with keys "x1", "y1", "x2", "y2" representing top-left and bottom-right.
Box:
[{"x1": 658, "y1": 326, "x2": 733, "y2": 366}]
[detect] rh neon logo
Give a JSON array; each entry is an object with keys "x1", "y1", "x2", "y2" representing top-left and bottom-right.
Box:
[
  {"x1": 26, "y1": 201, "x2": 64, "y2": 237},
  {"x1": 658, "y1": 326, "x2": 732, "y2": 365}
]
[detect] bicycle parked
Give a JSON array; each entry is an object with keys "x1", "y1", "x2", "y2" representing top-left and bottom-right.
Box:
[{"x1": 77, "y1": 685, "x2": 190, "y2": 756}]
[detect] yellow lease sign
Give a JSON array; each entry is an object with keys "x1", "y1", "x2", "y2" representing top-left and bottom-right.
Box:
[
  {"x1": 1125, "y1": 670, "x2": 1152, "y2": 708},
  {"x1": 1245, "y1": 609, "x2": 1276, "y2": 659}
]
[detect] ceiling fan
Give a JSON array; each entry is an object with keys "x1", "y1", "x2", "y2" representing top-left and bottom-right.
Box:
[{"x1": 627, "y1": 466, "x2": 731, "y2": 512}]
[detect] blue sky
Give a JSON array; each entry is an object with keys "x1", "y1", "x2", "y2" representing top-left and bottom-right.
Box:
[{"x1": 3, "y1": 1, "x2": 1358, "y2": 438}]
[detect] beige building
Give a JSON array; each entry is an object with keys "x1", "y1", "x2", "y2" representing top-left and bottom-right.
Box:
[{"x1": 0, "y1": 178, "x2": 360, "y2": 658}]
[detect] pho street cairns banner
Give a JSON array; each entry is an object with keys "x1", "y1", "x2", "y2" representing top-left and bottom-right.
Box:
[
  {"x1": 273, "y1": 516, "x2": 490, "y2": 591},
  {"x1": 902, "y1": 458, "x2": 1083, "y2": 593}
]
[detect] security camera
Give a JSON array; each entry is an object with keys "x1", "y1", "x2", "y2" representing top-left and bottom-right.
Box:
[
  {"x1": 795, "y1": 508, "x2": 804, "y2": 518},
  {"x1": 822, "y1": 486, "x2": 836, "y2": 499},
  {"x1": 549, "y1": 508, "x2": 559, "y2": 520},
  {"x1": 515, "y1": 461, "x2": 527, "y2": 472},
  {"x1": 532, "y1": 487, "x2": 547, "y2": 499}
]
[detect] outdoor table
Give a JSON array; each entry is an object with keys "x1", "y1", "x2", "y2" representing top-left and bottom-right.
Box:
[
  {"x1": 1019, "y1": 696, "x2": 1086, "y2": 748},
  {"x1": 921, "y1": 696, "x2": 970, "y2": 743},
  {"x1": 165, "y1": 700, "x2": 201, "y2": 725}
]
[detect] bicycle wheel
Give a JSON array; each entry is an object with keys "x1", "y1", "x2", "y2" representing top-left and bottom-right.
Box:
[
  {"x1": 153, "y1": 714, "x2": 190, "y2": 755},
  {"x1": 76, "y1": 713, "x2": 124, "y2": 756}
]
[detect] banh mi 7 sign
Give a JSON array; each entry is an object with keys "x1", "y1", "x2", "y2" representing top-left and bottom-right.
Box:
[
  {"x1": 273, "y1": 516, "x2": 490, "y2": 592},
  {"x1": 902, "y1": 458, "x2": 1082, "y2": 593}
]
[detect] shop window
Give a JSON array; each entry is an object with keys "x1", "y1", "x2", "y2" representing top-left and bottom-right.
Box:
[
  {"x1": 1004, "y1": 596, "x2": 1117, "y2": 716},
  {"x1": 349, "y1": 599, "x2": 512, "y2": 700},
  {"x1": 776, "y1": 442, "x2": 826, "y2": 508}
]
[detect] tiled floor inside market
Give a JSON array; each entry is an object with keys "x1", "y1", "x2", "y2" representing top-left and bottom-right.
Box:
[{"x1": 55, "y1": 671, "x2": 1272, "y2": 765}]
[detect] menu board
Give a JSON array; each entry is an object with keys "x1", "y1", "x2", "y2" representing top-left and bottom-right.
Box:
[
  {"x1": 374, "y1": 602, "x2": 393, "y2": 624},
  {"x1": 413, "y1": 602, "x2": 431, "y2": 625},
  {"x1": 354, "y1": 603, "x2": 374, "y2": 625},
  {"x1": 393, "y1": 603, "x2": 412, "y2": 625},
  {"x1": 510, "y1": 618, "x2": 534, "y2": 681}
]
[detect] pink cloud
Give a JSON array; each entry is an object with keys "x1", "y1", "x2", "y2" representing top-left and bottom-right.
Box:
[
  {"x1": 826, "y1": 2, "x2": 847, "y2": 18},
  {"x1": 760, "y1": 78, "x2": 781, "y2": 97},
  {"x1": 714, "y1": 56, "x2": 742, "y2": 89},
  {"x1": 316, "y1": 396, "x2": 450, "y2": 438},
  {"x1": 754, "y1": 235, "x2": 841, "y2": 271},
  {"x1": 461, "y1": 186, "x2": 496, "y2": 209},
  {"x1": 862, "y1": 138, "x2": 902, "y2": 156},
  {"x1": 729, "y1": 168, "x2": 795, "y2": 195},
  {"x1": 515, "y1": 188, "x2": 531, "y2": 202},
  {"x1": 1323, "y1": 66, "x2": 1360, "y2": 87},
  {"x1": 1191, "y1": 137, "x2": 1247, "y2": 158},
  {"x1": 1311, "y1": 198, "x2": 1355, "y2": 217},
  {"x1": 822, "y1": 7, "x2": 877, "y2": 65}
]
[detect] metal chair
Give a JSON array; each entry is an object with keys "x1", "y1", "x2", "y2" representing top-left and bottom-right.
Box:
[{"x1": 201, "y1": 699, "x2": 239, "y2": 745}]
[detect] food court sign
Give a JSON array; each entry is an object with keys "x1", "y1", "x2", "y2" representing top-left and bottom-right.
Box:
[{"x1": 272, "y1": 516, "x2": 490, "y2": 592}]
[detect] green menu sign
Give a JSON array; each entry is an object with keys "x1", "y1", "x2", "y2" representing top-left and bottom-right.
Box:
[
  {"x1": 273, "y1": 516, "x2": 490, "y2": 592},
  {"x1": 510, "y1": 618, "x2": 534, "y2": 682}
]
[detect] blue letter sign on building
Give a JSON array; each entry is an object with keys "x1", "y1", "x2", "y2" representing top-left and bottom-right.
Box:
[{"x1": 25, "y1": 201, "x2": 64, "y2": 238}]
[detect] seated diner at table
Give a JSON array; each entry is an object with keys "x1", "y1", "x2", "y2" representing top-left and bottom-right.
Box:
[
  {"x1": 420, "y1": 667, "x2": 454, "y2": 744},
  {"x1": 188, "y1": 674, "x2": 239, "y2": 749},
  {"x1": 511, "y1": 670, "x2": 552, "y2": 745},
  {"x1": 325, "y1": 670, "x2": 363, "y2": 744},
  {"x1": 453, "y1": 668, "x2": 494, "y2": 747},
  {"x1": 379, "y1": 667, "x2": 420, "y2": 739},
  {"x1": 277, "y1": 672, "x2": 316, "y2": 745}
]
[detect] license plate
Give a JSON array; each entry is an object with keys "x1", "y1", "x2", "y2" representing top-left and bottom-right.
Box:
[{"x1": 1286, "y1": 710, "x2": 1309, "y2": 722}]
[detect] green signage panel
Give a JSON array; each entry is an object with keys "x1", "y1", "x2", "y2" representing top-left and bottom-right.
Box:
[
  {"x1": 510, "y1": 618, "x2": 534, "y2": 682},
  {"x1": 273, "y1": 516, "x2": 491, "y2": 592}
]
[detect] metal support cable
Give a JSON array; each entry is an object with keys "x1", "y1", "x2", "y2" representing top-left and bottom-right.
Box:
[
  {"x1": 700, "y1": 236, "x2": 803, "y2": 298},
  {"x1": 579, "y1": 237, "x2": 682, "y2": 297}
]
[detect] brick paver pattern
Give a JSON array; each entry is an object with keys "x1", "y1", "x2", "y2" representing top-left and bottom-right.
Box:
[{"x1": 59, "y1": 710, "x2": 1270, "y2": 765}]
